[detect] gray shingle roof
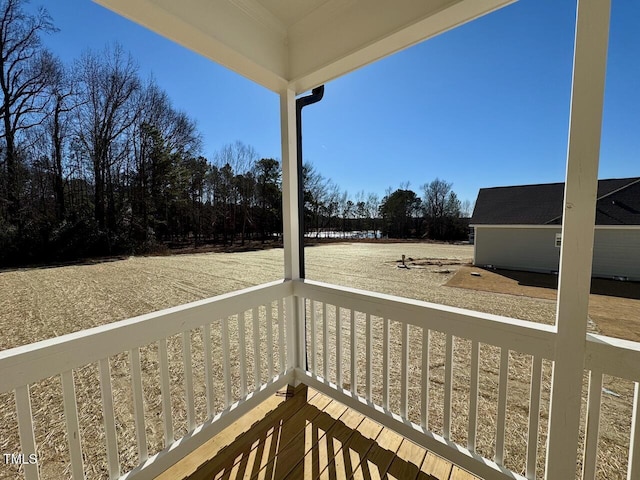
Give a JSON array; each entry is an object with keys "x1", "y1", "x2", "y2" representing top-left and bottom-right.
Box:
[{"x1": 471, "y1": 177, "x2": 640, "y2": 225}]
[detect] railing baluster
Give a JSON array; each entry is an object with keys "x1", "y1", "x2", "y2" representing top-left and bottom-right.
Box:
[
  {"x1": 350, "y1": 309, "x2": 357, "y2": 396},
  {"x1": 468, "y1": 340, "x2": 480, "y2": 452},
  {"x1": 422, "y1": 329, "x2": 430, "y2": 430},
  {"x1": 253, "y1": 307, "x2": 261, "y2": 389},
  {"x1": 157, "y1": 339, "x2": 173, "y2": 446},
  {"x1": 400, "y1": 322, "x2": 409, "y2": 418},
  {"x1": 527, "y1": 356, "x2": 543, "y2": 480},
  {"x1": 61, "y1": 370, "x2": 84, "y2": 480},
  {"x1": 99, "y1": 358, "x2": 120, "y2": 478},
  {"x1": 221, "y1": 317, "x2": 232, "y2": 407},
  {"x1": 323, "y1": 302, "x2": 328, "y2": 380},
  {"x1": 130, "y1": 347, "x2": 148, "y2": 462},
  {"x1": 238, "y1": 312, "x2": 248, "y2": 397},
  {"x1": 382, "y1": 318, "x2": 390, "y2": 409},
  {"x1": 14, "y1": 282, "x2": 624, "y2": 480},
  {"x1": 336, "y1": 306, "x2": 342, "y2": 388},
  {"x1": 15, "y1": 385, "x2": 39, "y2": 480},
  {"x1": 203, "y1": 324, "x2": 214, "y2": 419},
  {"x1": 366, "y1": 313, "x2": 372, "y2": 401},
  {"x1": 182, "y1": 331, "x2": 195, "y2": 431},
  {"x1": 296, "y1": 297, "x2": 306, "y2": 375},
  {"x1": 444, "y1": 333, "x2": 453, "y2": 439},
  {"x1": 278, "y1": 298, "x2": 285, "y2": 372},
  {"x1": 310, "y1": 300, "x2": 317, "y2": 373},
  {"x1": 266, "y1": 302, "x2": 274, "y2": 379},
  {"x1": 495, "y1": 347, "x2": 509, "y2": 465},
  {"x1": 284, "y1": 295, "x2": 298, "y2": 374},
  {"x1": 627, "y1": 382, "x2": 640, "y2": 480}
]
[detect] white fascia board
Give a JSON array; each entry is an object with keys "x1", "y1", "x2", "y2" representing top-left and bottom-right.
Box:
[
  {"x1": 594, "y1": 225, "x2": 640, "y2": 230},
  {"x1": 94, "y1": 0, "x2": 289, "y2": 92},
  {"x1": 470, "y1": 224, "x2": 640, "y2": 229},
  {"x1": 288, "y1": 0, "x2": 516, "y2": 93},
  {"x1": 470, "y1": 224, "x2": 560, "y2": 229}
]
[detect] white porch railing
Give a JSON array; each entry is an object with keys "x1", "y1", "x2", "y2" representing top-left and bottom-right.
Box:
[
  {"x1": 1, "y1": 278, "x2": 639, "y2": 479},
  {"x1": 294, "y1": 279, "x2": 640, "y2": 480},
  {"x1": 0, "y1": 280, "x2": 295, "y2": 480}
]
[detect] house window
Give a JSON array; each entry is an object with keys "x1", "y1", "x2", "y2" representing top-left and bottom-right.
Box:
[{"x1": 555, "y1": 233, "x2": 562, "y2": 247}]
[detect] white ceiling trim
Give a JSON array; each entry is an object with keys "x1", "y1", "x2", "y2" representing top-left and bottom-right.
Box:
[
  {"x1": 289, "y1": 0, "x2": 358, "y2": 37},
  {"x1": 94, "y1": 0, "x2": 515, "y2": 94},
  {"x1": 227, "y1": 0, "x2": 288, "y2": 38},
  {"x1": 289, "y1": 0, "x2": 515, "y2": 93},
  {"x1": 94, "y1": 0, "x2": 289, "y2": 92}
]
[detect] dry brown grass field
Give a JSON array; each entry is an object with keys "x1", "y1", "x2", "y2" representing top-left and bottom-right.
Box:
[{"x1": 0, "y1": 242, "x2": 637, "y2": 479}]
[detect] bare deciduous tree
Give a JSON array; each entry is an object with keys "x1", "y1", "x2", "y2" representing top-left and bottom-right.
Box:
[
  {"x1": 366, "y1": 192, "x2": 380, "y2": 238},
  {"x1": 75, "y1": 44, "x2": 141, "y2": 233},
  {"x1": 422, "y1": 178, "x2": 462, "y2": 239},
  {"x1": 0, "y1": 0, "x2": 56, "y2": 220},
  {"x1": 213, "y1": 141, "x2": 259, "y2": 245},
  {"x1": 461, "y1": 198, "x2": 475, "y2": 218},
  {"x1": 43, "y1": 56, "x2": 81, "y2": 221}
]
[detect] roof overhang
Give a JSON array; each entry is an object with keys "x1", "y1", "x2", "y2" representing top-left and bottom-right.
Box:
[
  {"x1": 93, "y1": 0, "x2": 515, "y2": 94},
  {"x1": 471, "y1": 225, "x2": 640, "y2": 229}
]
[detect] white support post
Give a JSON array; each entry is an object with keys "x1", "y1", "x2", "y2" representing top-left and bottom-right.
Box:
[
  {"x1": 281, "y1": 89, "x2": 300, "y2": 282},
  {"x1": 545, "y1": 1, "x2": 610, "y2": 478},
  {"x1": 281, "y1": 87, "x2": 304, "y2": 378}
]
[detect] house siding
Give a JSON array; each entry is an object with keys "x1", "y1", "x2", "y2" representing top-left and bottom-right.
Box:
[
  {"x1": 592, "y1": 229, "x2": 640, "y2": 280},
  {"x1": 474, "y1": 226, "x2": 561, "y2": 273},
  {"x1": 474, "y1": 226, "x2": 640, "y2": 280}
]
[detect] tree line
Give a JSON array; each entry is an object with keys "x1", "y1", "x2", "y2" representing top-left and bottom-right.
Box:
[
  {"x1": 301, "y1": 168, "x2": 472, "y2": 241},
  {"x1": 0, "y1": 0, "x2": 472, "y2": 267},
  {"x1": 379, "y1": 179, "x2": 472, "y2": 240}
]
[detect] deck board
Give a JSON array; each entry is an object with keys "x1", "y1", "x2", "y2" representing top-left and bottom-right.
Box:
[
  {"x1": 351, "y1": 427, "x2": 404, "y2": 480},
  {"x1": 422, "y1": 452, "x2": 455, "y2": 479},
  {"x1": 288, "y1": 407, "x2": 366, "y2": 479},
  {"x1": 386, "y1": 439, "x2": 426, "y2": 480},
  {"x1": 256, "y1": 395, "x2": 335, "y2": 478},
  {"x1": 155, "y1": 385, "x2": 480, "y2": 480}
]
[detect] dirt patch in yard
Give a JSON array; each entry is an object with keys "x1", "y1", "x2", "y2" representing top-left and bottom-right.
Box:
[{"x1": 446, "y1": 266, "x2": 640, "y2": 342}]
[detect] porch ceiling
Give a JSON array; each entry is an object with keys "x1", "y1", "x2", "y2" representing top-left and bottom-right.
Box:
[{"x1": 93, "y1": 0, "x2": 515, "y2": 93}]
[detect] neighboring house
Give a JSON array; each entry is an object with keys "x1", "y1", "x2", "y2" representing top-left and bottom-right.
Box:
[{"x1": 471, "y1": 177, "x2": 640, "y2": 280}]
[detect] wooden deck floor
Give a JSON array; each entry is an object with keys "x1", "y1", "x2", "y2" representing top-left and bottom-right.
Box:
[{"x1": 156, "y1": 385, "x2": 480, "y2": 480}]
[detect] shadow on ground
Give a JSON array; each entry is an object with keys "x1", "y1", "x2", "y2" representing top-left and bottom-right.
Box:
[
  {"x1": 0, "y1": 255, "x2": 130, "y2": 273},
  {"x1": 486, "y1": 268, "x2": 640, "y2": 301},
  {"x1": 446, "y1": 266, "x2": 640, "y2": 341}
]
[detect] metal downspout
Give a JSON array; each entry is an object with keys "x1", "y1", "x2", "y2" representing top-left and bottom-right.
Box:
[
  {"x1": 296, "y1": 85, "x2": 324, "y2": 279},
  {"x1": 296, "y1": 85, "x2": 324, "y2": 374}
]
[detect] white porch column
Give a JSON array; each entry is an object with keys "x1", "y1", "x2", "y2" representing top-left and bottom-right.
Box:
[
  {"x1": 545, "y1": 0, "x2": 610, "y2": 478},
  {"x1": 281, "y1": 88, "x2": 300, "y2": 281},
  {"x1": 280, "y1": 88, "x2": 304, "y2": 376}
]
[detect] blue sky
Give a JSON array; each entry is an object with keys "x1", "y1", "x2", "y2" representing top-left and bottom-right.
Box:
[{"x1": 28, "y1": 0, "x2": 639, "y2": 205}]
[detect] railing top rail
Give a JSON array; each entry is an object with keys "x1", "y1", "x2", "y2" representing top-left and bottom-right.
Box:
[
  {"x1": 296, "y1": 279, "x2": 640, "y2": 381},
  {"x1": 4, "y1": 275, "x2": 638, "y2": 392},
  {"x1": 586, "y1": 333, "x2": 640, "y2": 381},
  {"x1": 0, "y1": 280, "x2": 292, "y2": 393},
  {"x1": 294, "y1": 279, "x2": 557, "y2": 358}
]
